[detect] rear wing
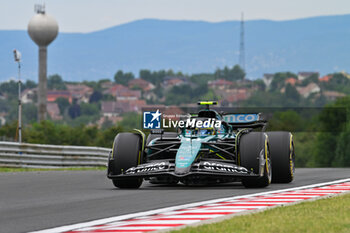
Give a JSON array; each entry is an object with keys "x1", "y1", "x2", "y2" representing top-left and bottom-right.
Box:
[{"x1": 222, "y1": 113, "x2": 267, "y2": 130}]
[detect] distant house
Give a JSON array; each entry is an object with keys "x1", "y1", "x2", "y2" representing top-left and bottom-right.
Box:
[
  {"x1": 0, "y1": 92, "x2": 7, "y2": 100},
  {"x1": 47, "y1": 90, "x2": 72, "y2": 103},
  {"x1": 215, "y1": 88, "x2": 250, "y2": 106},
  {"x1": 100, "y1": 81, "x2": 114, "y2": 90},
  {"x1": 319, "y1": 75, "x2": 332, "y2": 82},
  {"x1": 103, "y1": 84, "x2": 129, "y2": 97},
  {"x1": 323, "y1": 91, "x2": 346, "y2": 101},
  {"x1": 97, "y1": 115, "x2": 123, "y2": 128},
  {"x1": 116, "y1": 89, "x2": 141, "y2": 101},
  {"x1": 223, "y1": 89, "x2": 249, "y2": 102},
  {"x1": 285, "y1": 77, "x2": 298, "y2": 86},
  {"x1": 21, "y1": 88, "x2": 37, "y2": 104},
  {"x1": 66, "y1": 84, "x2": 93, "y2": 103},
  {"x1": 124, "y1": 99, "x2": 147, "y2": 113},
  {"x1": 0, "y1": 112, "x2": 7, "y2": 126},
  {"x1": 47, "y1": 102, "x2": 62, "y2": 120},
  {"x1": 263, "y1": 73, "x2": 274, "y2": 89},
  {"x1": 101, "y1": 100, "x2": 146, "y2": 116},
  {"x1": 208, "y1": 79, "x2": 233, "y2": 90},
  {"x1": 143, "y1": 91, "x2": 157, "y2": 101},
  {"x1": 128, "y1": 79, "x2": 155, "y2": 92},
  {"x1": 340, "y1": 71, "x2": 350, "y2": 79},
  {"x1": 296, "y1": 83, "x2": 320, "y2": 98},
  {"x1": 162, "y1": 76, "x2": 188, "y2": 89},
  {"x1": 298, "y1": 72, "x2": 319, "y2": 81}
]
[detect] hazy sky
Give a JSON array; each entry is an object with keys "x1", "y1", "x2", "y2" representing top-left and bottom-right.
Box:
[{"x1": 1, "y1": 0, "x2": 350, "y2": 32}]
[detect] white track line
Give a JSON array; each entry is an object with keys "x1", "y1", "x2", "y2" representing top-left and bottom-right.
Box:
[{"x1": 29, "y1": 178, "x2": 350, "y2": 233}]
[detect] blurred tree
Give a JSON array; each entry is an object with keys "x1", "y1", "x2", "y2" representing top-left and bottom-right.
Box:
[
  {"x1": 22, "y1": 103, "x2": 37, "y2": 124},
  {"x1": 230, "y1": 65, "x2": 246, "y2": 81},
  {"x1": 270, "y1": 72, "x2": 297, "y2": 91},
  {"x1": 55, "y1": 97, "x2": 70, "y2": 115},
  {"x1": 285, "y1": 84, "x2": 300, "y2": 102},
  {"x1": 214, "y1": 65, "x2": 245, "y2": 81},
  {"x1": 80, "y1": 103, "x2": 100, "y2": 116},
  {"x1": 89, "y1": 91, "x2": 103, "y2": 103},
  {"x1": 96, "y1": 125, "x2": 124, "y2": 148},
  {"x1": 312, "y1": 97, "x2": 350, "y2": 166},
  {"x1": 0, "y1": 80, "x2": 18, "y2": 98},
  {"x1": 119, "y1": 113, "x2": 141, "y2": 130},
  {"x1": 47, "y1": 74, "x2": 66, "y2": 90},
  {"x1": 114, "y1": 70, "x2": 134, "y2": 85},
  {"x1": 24, "y1": 80, "x2": 37, "y2": 89},
  {"x1": 68, "y1": 99, "x2": 81, "y2": 119}
]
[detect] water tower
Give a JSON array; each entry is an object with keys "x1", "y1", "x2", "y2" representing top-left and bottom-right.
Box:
[{"x1": 28, "y1": 4, "x2": 58, "y2": 121}]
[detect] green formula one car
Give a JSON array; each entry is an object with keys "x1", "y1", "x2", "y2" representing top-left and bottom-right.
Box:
[{"x1": 107, "y1": 101, "x2": 295, "y2": 189}]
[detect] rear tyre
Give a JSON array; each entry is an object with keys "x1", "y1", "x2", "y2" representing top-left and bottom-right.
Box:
[
  {"x1": 239, "y1": 132, "x2": 272, "y2": 188},
  {"x1": 266, "y1": 132, "x2": 295, "y2": 183},
  {"x1": 108, "y1": 133, "x2": 143, "y2": 189}
]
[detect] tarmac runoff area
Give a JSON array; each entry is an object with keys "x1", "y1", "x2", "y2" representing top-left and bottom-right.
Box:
[{"x1": 0, "y1": 168, "x2": 349, "y2": 233}]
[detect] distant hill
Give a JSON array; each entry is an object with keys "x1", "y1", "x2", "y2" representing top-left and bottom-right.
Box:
[{"x1": 1, "y1": 15, "x2": 350, "y2": 82}]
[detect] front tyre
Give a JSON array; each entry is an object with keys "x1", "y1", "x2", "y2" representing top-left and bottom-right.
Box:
[
  {"x1": 108, "y1": 133, "x2": 143, "y2": 189},
  {"x1": 239, "y1": 132, "x2": 272, "y2": 188}
]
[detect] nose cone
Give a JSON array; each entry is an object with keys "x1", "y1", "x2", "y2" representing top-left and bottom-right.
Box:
[{"x1": 28, "y1": 13, "x2": 59, "y2": 47}]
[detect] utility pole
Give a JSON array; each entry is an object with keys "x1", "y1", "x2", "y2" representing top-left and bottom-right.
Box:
[
  {"x1": 14, "y1": 49, "x2": 22, "y2": 143},
  {"x1": 239, "y1": 12, "x2": 245, "y2": 74}
]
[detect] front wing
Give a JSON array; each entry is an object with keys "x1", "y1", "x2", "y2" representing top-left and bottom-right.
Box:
[{"x1": 107, "y1": 161, "x2": 260, "y2": 179}]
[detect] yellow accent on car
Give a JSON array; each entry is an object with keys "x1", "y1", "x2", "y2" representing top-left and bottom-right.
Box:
[
  {"x1": 290, "y1": 133, "x2": 294, "y2": 178},
  {"x1": 133, "y1": 129, "x2": 145, "y2": 165},
  {"x1": 111, "y1": 139, "x2": 116, "y2": 160},
  {"x1": 210, "y1": 149, "x2": 226, "y2": 160},
  {"x1": 265, "y1": 134, "x2": 269, "y2": 174},
  {"x1": 198, "y1": 101, "x2": 217, "y2": 105},
  {"x1": 235, "y1": 128, "x2": 248, "y2": 166}
]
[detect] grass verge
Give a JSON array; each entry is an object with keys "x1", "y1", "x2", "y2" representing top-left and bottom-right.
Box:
[
  {"x1": 0, "y1": 166, "x2": 106, "y2": 172},
  {"x1": 172, "y1": 193, "x2": 350, "y2": 233}
]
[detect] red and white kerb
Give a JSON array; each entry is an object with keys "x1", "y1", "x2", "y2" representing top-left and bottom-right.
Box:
[{"x1": 32, "y1": 179, "x2": 350, "y2": 233}]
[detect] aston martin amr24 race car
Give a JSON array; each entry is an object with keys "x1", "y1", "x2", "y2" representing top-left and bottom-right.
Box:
[{"x1": 107, "y1": 101, "x2": 295, "y2": 189}]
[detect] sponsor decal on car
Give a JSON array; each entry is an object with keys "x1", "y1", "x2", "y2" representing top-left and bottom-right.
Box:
[
  {"x1": 126, "y1": 162, "x2": 169, "y2": 174},
  {"x1": 201, "y1": 161, "x2": 249, "y2": 173},
  {"x1": 223, "y1": 114, "x2": 259, "y2": 123}
]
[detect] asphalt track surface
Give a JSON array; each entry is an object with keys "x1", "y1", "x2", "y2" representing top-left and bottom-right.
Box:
[{"x1": 0, "y1": 168, "x2": 349, "y2": 233}]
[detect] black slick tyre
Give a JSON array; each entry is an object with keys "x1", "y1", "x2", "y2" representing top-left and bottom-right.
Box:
[
  {"x1": 239, "y1": 132, "x2": 272, "y2": 188},
  {"x1": 266, "y1": 132, "x2": 295, "y2": 183},
  {"x1": 108, "y1": 133, "x2": 143, "y2": 189}
]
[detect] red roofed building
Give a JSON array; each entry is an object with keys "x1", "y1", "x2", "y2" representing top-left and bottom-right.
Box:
[
  {"x1": 128, "y1": 79, "x2": 155, "y2": 91},
  {"x1": 47, "y1": 90, "x2": 72, "y2": 103},
  {"x1": 208, "y1": 79, "x2": 234, "y2": 90},
  {"x1": 103, "y1": 84, "x2": 129, "y2": 97},
  {"x1": 116, "y1": 89, "x2": 142, "y2": 101},
  {"x1": 47, "y1": 102, "x2": 62, "y2": 120},
  {"x1": 66, "y1": 84, "x2": 93, "y2": 103},
  {"x1": 296, "y1": 83, "x2": 320, "y2": 98},
  {"x1": 162, "y1": 76, "x2": 188, "y2": 89},
  {"x1": 319, "y1": 75, "x2": 333, "y2": 82},
  {"x1": 323, "y1": 91, "x2": 346, "y2": 101},
  {"x1": 223, "y1": 89, "x2": 248, "y2": 103},
  {"x1": 285, "y1": 78, "x2": 298, "y2": 86},
  {"x1": 101, "y1": 100, "x2": 146, "y2": 116}
]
